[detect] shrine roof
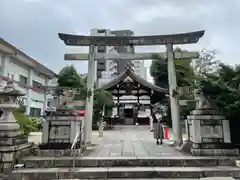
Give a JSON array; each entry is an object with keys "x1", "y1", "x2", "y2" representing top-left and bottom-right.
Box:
[{"x1": 99, "y1": 66, "x2": 168, "y2": 94}]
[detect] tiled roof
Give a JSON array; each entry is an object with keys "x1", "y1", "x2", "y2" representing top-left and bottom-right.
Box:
[{"x1": 99, "y1": 65, "x2": 168, "y2": 94}]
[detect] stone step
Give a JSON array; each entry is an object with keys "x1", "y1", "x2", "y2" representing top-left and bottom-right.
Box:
[
  {"x1": 11, "y1": 166, "x2": 240, "y2": 179},
  {"x1": 20, "y1": 156, "x2": 237, "y2": 168},
  {"x1": 53, "y1": 179, "x2": 203, "y2": 180},
  {"x1": 54, "y1": 179, "x2": 236, "y2": 180}
]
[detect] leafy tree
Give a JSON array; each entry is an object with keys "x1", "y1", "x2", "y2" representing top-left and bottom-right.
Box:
[
  {"x1": 191, "y1": 49, "x2": 220, "y2": 77},
  {"x1": 200, "y1": 63, "x2": 240, "y2": 121},
  {"x1": 57, "y1": 66, "x2": 113, "y2": 125},
  {"x1": 93, "y1": 89, "x2": 113, "y2": 124},
  {"x1": 150, "y1": 48, "x2": 195, "y2": 89},
  {"x1": 57, "y1": 65, "x2": 83, "y2": 88}
]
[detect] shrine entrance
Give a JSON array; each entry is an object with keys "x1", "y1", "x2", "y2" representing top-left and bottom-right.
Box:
[
  {"x1": 59, "y1": 30, "x2": 205, "y2": 144},
  {"x1": 124, "y1": 105, "x2": 133, "y2": 118},
  {"x1": 99, "y1": 65, "x2": 167, "y2": 125}
]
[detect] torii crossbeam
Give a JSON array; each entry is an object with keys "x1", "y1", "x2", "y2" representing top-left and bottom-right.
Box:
[{"x1": 64, "y1": 52, "x2": 199, "y2": 61}]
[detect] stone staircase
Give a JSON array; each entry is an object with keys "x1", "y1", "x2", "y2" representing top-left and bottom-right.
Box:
[{"x1": 11, "y1": 155, "x2": 240, "y2": 179}]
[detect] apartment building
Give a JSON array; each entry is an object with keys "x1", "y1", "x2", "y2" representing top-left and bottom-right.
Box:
[
  {"x1": 110, "y1": 30, "x2": 134, "y2": 74},
  {"x1": 0, "y1": 38, "x2": 57, "y2": 117},
  {"x1": 90, "y1": 28, "x2": 145, "y2": 87}
]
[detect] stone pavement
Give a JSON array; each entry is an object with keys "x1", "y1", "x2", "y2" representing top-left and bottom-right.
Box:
[{"x1": 84, "y1": 125, "x2": 186, "y2": 157}]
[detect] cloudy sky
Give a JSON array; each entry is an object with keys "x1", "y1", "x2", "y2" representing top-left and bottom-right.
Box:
[{"x1": 0, "y1": 0, "x2": 240, "y2": 76}]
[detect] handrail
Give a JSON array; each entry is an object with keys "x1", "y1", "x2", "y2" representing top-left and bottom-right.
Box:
[
  {"x1": 71, "y1": 132, "x2": 80, "y2": 150},
  {"x1": 71, "y1": 131, "x2": 82, "y2": 168}
]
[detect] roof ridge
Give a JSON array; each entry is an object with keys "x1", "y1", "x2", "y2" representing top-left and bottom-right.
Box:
[{"x1": 0, "y1": 37, "x2": 57, "y2": 77}]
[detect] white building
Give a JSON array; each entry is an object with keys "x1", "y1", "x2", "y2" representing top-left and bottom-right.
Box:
[
  {"x1": 132, "y1": 60, "x2": 145, "y2": 77},
  {"x1": 0, "y1": 38, "x2": 57, "y2": 117}
]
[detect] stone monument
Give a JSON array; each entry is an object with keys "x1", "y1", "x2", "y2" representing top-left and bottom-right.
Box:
[
  {"x1": 186, "y1": 89, "x2": 239, "y2": 156},
  {"x1": 0, "y1": 81, "x2": 32, "y2": 172},
  {"x1": 39, "y1": 99, "x2": 84, "y2": 155}
]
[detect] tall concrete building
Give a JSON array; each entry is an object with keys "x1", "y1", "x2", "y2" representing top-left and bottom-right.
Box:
[
  {"x1": 110, "y1": 30, "x2": 134, "y2": 74},
  {"x1": 90, "y1": 29, "x2": 113, "y2": 79},
  {"x1": 90, "y1": 28, "x2": 145, "y2": 87}
]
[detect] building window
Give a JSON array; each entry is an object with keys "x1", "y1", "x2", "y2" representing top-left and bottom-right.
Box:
[
  {"x1": 32, "y1": 80, "x2": 43, "y2": 88},
  {"x1": 98, "y1": 62, "x2": 104, "y2": 65},
  {"x1": 19, "y1": 75, "x2": 28, "y2": 86},
  {"x1": 97, "y1": 29, "x2": 106, "y2": 33},
  {"x1": 30, "y1": 107, "x2": 41, "y2": 117},
  {"x1": 97, "y1": 46, "x2": 106, "y2": 53}
]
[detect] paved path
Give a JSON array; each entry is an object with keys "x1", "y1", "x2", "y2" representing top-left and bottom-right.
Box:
[{"x1": 84, "y1": 125, "x2": 186, "y2": 157}]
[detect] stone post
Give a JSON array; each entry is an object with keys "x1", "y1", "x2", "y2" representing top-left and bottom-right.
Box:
[
  {"x1": 166, "y1": 43, "x2": 182, "y2": 145},
  {"x1": 98, "y1": 105, "x2": 105, "y2": 137},
  {"x1": 84, "y1": 45, "x2": 96, "y2": 144},
  {"x1": 98, "y1": 118, "x2": 104, "y2": 137}
]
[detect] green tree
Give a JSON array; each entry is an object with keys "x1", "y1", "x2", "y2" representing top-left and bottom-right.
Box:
[
  {"x1": 57, "y1": 65, "x2": 83, "y2": 88},
  {"x1": 57, "y1": 66, "x2": 113, "y2": 124},
  {"x1": 199, "y1": 63, "x2": 240, "y2": 121},
  {"x1": 150, "y1": 49, "x2": 195, "y2": 89}
]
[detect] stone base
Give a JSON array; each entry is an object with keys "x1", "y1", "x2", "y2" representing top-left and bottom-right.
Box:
[
  {"x1": 0, "y1": 142, "x2": 33, "y2": 173},
  {"x1": 34, "y1": 148, "x2": 85, "y2": 157},
  {"x1": 39, "y1": 141, "x2": 81, "y2": 150},
  {"x1": 191, "y1": 148, "x2": 239, "y2": 156},
  {"x1": 200, "y1": 178, "x2": 235, "y2": 180}
]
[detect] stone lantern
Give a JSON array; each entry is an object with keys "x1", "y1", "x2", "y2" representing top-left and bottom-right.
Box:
[{"x1": 0, "y1": 81, "x2": 32, "y2": 172}]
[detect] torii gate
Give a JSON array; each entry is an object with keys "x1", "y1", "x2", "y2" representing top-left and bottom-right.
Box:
[{"x1": 58, "y1": 30, "x2": 205, "y2": 145}]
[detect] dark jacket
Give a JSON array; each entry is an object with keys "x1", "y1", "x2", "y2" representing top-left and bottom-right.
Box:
[{"x1": 151, "y1": 112, "x2": 158, "y2": 123}]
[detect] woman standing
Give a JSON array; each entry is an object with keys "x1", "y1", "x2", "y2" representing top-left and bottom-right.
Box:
[{"x1": 152, "y1": 108, "x2": 164, "y2": 145}]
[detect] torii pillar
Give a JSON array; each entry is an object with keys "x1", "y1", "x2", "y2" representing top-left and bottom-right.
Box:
[
  {"x1": 167, "y1": 43, "x2": 181, "y2": 145},
  {"x1": 84, "y1": 45, "x2": 96, "y2": 144}
]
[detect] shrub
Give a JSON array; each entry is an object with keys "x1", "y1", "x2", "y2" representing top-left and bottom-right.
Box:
[{"x1": 13, "y1": 108, "x2": 38, "y2": 135}]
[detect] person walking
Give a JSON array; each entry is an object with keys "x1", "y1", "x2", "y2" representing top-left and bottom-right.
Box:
[{"x1": 152, "y1": 108, "x2": 164, "y2": 145}]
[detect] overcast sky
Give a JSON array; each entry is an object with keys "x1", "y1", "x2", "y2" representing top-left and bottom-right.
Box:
[{"x1": 1, "y1": 0, "x2": 240, "y2": 76}]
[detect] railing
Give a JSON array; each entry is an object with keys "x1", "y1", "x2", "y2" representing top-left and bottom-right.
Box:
[{"x1": 71, "y1": 131, "x2": 82, "y2": 168}]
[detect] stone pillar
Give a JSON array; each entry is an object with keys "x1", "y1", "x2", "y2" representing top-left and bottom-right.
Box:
[
  {"x1": 98, "y1": 106, "x2": 104, "y2": 137},
  {"x1": 166, "y1": 43, "x2": 182, "y2": 145},
  {"x1": 25, "y1": 69, "x2": 33, "y2": 115},
  {"x1": 84, "y1": 45, "x2": 96, "y2": 144}
]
